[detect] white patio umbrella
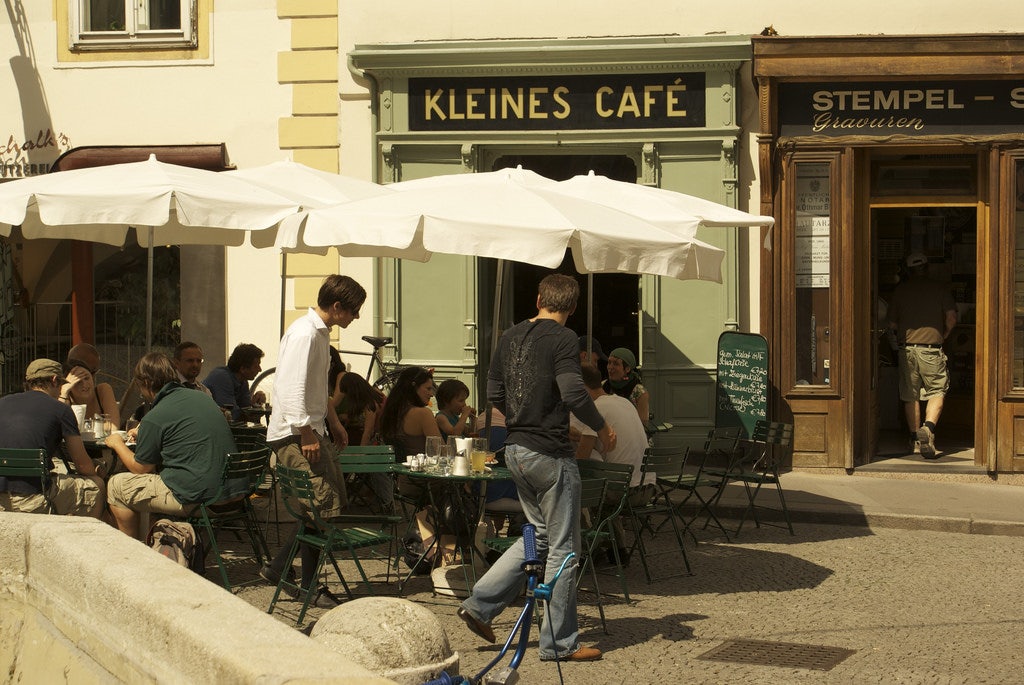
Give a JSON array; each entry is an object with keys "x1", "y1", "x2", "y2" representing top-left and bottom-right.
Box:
[
  {"x1": 554, "y1": 170, "x2": 776, "y2": 232},
  {"x1": 548, "y1": 170, "x2": 776, "y2": 355},
  {"x1": 291, "y1": 166, "x2": 726, "y2": 281},
  {"x1": 224, "y1": 159, "x2": 392, "y2": 250},
  {"x1": 0, "y1": 155, "x2": 300, "y2": 348}
]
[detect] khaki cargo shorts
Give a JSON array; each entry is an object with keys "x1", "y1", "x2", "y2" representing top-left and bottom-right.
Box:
[
  {"x1": 107, "y1": 472, "x2": 193, "y2": 516},
  {"x1": 898, "y1": 346, "x2": 949, "y2": 402},
  {"x1": 274, "y1": 433, "x2": 347, "y2": 519},
  {"x1": 1, "y1": 474, "x2": 101, "y2": 516},
  {"x1": 0, "y1": 491, "x2": 49, "y2": 514}
]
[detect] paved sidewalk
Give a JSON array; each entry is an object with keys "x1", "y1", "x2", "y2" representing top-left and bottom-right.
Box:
[
  {"x1": 234, "y1": 470, "x2": 1024, "y2": 684},
  {"x1": 710, "y1": 469, "x2": 1024, "y2": 536}
]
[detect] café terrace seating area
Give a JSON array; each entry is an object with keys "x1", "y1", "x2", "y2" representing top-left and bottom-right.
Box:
[{"x1": 15, "y1": 413, "x2": 793, "y2": 629}]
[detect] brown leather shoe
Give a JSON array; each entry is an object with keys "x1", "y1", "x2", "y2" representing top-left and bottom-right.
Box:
[
  {"x1": 457, "y1": 607, "x2": 495, "y2": 643},
  {"x1": 546, "y1": 646, "x2": 603, "y2": 662}
]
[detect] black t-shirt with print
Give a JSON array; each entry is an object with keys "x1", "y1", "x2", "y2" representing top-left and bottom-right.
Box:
[{"x1": 489, "y1": 318, "x2": 604, "y2": 460}]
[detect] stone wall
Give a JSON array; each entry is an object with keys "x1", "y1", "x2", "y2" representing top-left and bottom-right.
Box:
[{"x1": 0, "y1": 512, "x2": 395, "y2": 684}]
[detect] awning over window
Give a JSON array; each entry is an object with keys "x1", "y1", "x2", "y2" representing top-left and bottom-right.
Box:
[{"x1": 51, "y1": 143, "x2": 232, "y2": 172}]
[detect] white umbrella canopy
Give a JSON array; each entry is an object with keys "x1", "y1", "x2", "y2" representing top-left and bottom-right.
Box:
[
  {"x1": 293, "y1": 166, "x2": 725, "y2": 281},
  {"x1": 554, "y1": 171, "x2": 776, "y2": 233},
  {"x1": 224, "y1": 159, "x2": 393, "y2": 250},
  {"x1": 0, "y1": 155, "x2": 300, "y2": 247},
  {"x1": 0, "y1": 155, "x2": 301, "y2": 348}
]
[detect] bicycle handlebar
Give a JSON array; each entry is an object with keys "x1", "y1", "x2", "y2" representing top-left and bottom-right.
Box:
[{"x1": 521, "y1": 523, "x2": 539, "y2": 567}]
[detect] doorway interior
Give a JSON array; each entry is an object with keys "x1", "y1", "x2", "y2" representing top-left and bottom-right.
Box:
[
  {"x1": 871, "y1": 205, "x2": 976, "y2": 463},
  {"x1": 485, "y1": 154, "x2": 641, "y2": 352}
]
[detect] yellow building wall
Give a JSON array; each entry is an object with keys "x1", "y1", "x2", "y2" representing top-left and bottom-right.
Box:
[{"x1": 277, "y1": 1, "x2": 342, "y2": 334}]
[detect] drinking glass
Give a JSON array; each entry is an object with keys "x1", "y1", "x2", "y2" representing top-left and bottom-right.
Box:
[
  {"x1": 438, "y1": 445, "x2": 452, "y2": 476},
  {"x1": 425, "y1": 435, "x2": 443, "y2": 468},
  {"x1": 471, "y1": 437, "x2": 488, "y2": 474},
  {"x1": 447, "y1": 435, "x2": 463, "y2": 458}
]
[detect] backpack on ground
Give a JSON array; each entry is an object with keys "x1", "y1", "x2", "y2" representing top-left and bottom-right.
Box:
[{"x1": 147, "y1": 519, "x2": 205, "y2": 575}]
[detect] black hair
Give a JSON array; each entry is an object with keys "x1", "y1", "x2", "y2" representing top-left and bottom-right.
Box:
[{"x1": 380, "y1": 366, "x2": 434, "y2": 444}]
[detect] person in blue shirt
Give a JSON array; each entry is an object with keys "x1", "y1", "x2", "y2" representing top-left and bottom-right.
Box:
[{"x1": 203, "y1": 343, "x2": 266, "y2": 421}]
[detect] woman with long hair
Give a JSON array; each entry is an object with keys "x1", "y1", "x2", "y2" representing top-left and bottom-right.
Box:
[
  {"x1": 380, "y1": 366, "x2": 439, "y2": 459},
  {"x1": 332, "y1": 371, "x2": 382, "y2": 446},
  {"x1": 63, "y1": 363, "x2": 121, "y2": 430}
]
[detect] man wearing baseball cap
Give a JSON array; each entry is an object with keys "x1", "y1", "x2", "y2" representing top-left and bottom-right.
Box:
[
  {"x1": 888, "y1": 252, "x2": 958, "y2": 459},
  {"x1": 0, "y1": 358, "x2": 105, "y2": 517}
]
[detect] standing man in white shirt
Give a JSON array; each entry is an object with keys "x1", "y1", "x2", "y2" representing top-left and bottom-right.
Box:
[{"x1": 260, "y1": 274, "x2": 366, "y2": 605}]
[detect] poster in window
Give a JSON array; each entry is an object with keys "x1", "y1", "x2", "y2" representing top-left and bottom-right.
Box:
[{"x1": 794, "y1": 163, "x2": 831, "y2": 288}]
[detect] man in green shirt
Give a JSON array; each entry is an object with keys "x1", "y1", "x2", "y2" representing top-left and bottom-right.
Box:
[{"x1": 106, "y1": 353, "x2": 237, "y2": 539}]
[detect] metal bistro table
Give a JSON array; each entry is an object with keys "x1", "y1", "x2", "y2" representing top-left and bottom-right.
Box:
[{"x1": 394, "y1": 462, "x2": 513, "y2": 594}]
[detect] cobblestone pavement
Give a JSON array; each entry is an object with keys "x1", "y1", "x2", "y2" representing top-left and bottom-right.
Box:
[{"x1": 226, "y1": 515, "x2": 1024, "y2": 685}]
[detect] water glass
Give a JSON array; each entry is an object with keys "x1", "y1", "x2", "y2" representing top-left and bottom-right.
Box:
[
  {"x1": 425, "y1": 435, "x2": 442, "y2": 467},
  {"x1": 439, "y1": 445, "x2": 452, "y2": 476}
]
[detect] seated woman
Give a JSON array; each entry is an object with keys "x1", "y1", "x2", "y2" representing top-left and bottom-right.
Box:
[
  {"x1": 62, "y1": 363, "x2": 121, "y2": 431},
  {"x1": 380, "y1": 366, "x2": 439, "y2": 460},
  {"x1": 605, "y1": 347, "x2": 651, "y2": 430},
  {"x1": 435, "y1": 379, "x2": 476, "y2": 439},
  {"x1": 332, "y1": 371, "x2": 382, "y2": 447},
  {"x1": 334, "y1": 370, "x2": 392, "y2": 512}
]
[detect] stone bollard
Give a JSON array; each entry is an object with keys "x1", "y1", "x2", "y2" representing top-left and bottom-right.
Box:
[{"x1": 311, "y1": 597, "x2": 459, "y2": 685}]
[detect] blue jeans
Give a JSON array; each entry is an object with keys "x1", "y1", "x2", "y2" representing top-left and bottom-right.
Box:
[{"x1": 461, "y1": 443, "x2": 582, "y2": 660}]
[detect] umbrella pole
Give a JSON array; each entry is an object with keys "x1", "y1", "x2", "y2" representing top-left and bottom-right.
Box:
[
  {"x1": 280, "y1": 253, "x2": 288, "y2": 338},
  {"x1": 587, "y1": 273, "x2": 594, "y2": 357},
  {"x1": 146, "y1": 227, "x2": 154, "y2": 352},
  {"x1": 484, "y1": 258, "x2": 506, "y2": 437}
]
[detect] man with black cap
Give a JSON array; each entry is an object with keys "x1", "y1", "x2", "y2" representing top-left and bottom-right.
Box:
[
  {"x1": 0, "y1": 358, "x2": 105, "y2": 517},
  {"x1": 888, "y1": 252, "x2": 958, "y2": 458}
]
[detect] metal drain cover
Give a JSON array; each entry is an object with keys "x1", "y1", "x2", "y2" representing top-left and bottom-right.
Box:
[{"x1": 697, "y1": 638, "x2": 855, "y2": 671}]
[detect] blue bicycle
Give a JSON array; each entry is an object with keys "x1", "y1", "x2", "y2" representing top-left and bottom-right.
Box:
[{"x1": 422, "y1": 523, "x2": 575, "y2": 685}]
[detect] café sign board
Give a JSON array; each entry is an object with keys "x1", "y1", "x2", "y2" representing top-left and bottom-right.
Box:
[
  {"x1": 408, "y1": 73, "x2": 705, "y2": 131},
  {"x1": 779, "y1": 80, "x2": 1024, "y2": 136},
  {"x1": 715, "y1": 331, "x2": 769, "y2": 440}
]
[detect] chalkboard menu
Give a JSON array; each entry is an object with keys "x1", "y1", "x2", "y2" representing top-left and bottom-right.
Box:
[{"x1": 716, "y1": 331, "x2": 769, "y2": 439}]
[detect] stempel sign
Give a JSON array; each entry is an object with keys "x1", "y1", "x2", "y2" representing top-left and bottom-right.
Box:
[
  {"x1": 779, "y1": 80, "x2": 1024, "y2": 136},
  {"x1": 408, "y1": 73, "x2": 706, "y2": 131}
]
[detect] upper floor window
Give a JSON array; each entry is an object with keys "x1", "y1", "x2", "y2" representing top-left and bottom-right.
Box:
[{"x1": 70, "y1": 0, "x2": 197, "y2": 51}]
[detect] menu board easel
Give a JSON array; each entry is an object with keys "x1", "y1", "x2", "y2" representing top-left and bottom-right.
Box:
[{"x1": 715, "y1": 331, "x2": 769, "y2": 439}]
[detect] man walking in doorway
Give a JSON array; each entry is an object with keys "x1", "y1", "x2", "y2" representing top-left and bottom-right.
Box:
[
  {"x1": 888, "y1": 252, "x2": 957, "y2": 459},
  {"x1": 458, "y1": 274, "x2": 616, "y2": 662}
]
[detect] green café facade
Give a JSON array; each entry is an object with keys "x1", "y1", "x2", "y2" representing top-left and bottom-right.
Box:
[{"x1": 347, "y1": 36, "x2": 762, "y2": 446}]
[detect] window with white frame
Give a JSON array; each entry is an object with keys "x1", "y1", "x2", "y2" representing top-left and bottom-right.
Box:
[{"x1": 70, "y1": 0, "x2": 197, "y2": 51}]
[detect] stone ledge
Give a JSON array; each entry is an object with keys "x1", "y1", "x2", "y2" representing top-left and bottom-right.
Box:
[{"x1": 0, "y1": 512, "x2": 395, "y2": 684}]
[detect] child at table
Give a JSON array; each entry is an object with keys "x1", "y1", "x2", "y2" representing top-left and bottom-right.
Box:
[{"x1": 435, "y1": 379, "x2": 476, "y2": 439}]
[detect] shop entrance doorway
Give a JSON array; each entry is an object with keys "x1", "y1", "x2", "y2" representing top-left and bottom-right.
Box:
[
  {"x1": 487, "y1": 154, "x2": 640, "y2": 353},
  {"x1": 870, "y1": 205, "x2": 977, "y2": 464}
]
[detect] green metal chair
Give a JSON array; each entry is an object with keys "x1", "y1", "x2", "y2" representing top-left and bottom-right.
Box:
[
  {"x1": 0, "y1": 448, "x2": 51, "y2": 514},
  {"x1": 187, "y1": 446, "x2": 272, "y2": 591},
  {"x1": 627, "y1": 450, "x2": 692, "y2": 581},
  {"x1": 269, "y1": 464, "x2": 401, "y2": 625},
  {"x1": 230, "y1": 425, "x2": 279, "y2": 543},
  {"x1": 337, "y1": 444, "x2": 398, "y2": 515},
  {"x1": 336, "y1": 444, "x2": 403, "y2": 572},
  {"x1": 651, "y1": 444, "x2": 732, "y2": 543},
  {"x1": 576, "y1": 459, "x2": 634, "y2": 603},
  {"x1": 575, "y1": 476, "x2": 611, "y2": 632},
  {"x1": 721, "y1": 420, "x2": 795, "y2": 536}
]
